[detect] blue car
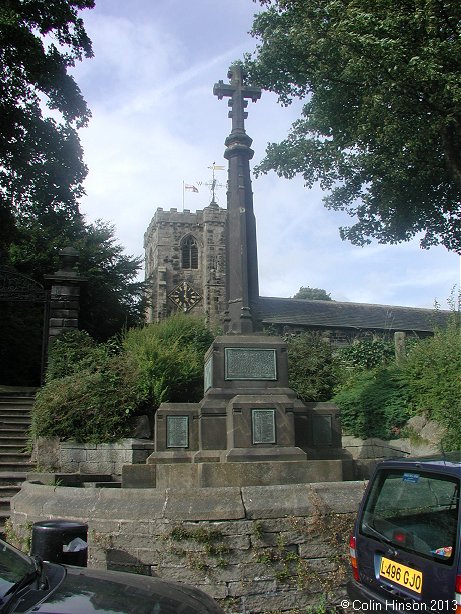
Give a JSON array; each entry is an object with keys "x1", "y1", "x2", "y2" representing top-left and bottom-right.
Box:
[
  {"x1": 348, "y1": 454, "x2": 461, "y2": 613},
  {"x1": 0, "y1": 538, "x2": 225, "y2": 613}
]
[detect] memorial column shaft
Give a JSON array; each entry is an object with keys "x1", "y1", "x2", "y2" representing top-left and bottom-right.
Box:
[{"x1": 213, "y1": 64, "x2": 262, "y2": 334}]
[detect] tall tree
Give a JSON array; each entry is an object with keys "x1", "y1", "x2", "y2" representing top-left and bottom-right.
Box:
[
  {"x1": 0, "y1": 1, "x2": 149, "y2": 385},
  {"x1": 76, "y1": 220, "x2": 147, "y2": 341},
  {"x1": 0, "y1": 0, "x2": 94, "y2": 255},
  {"x1": 245, "y1": 0, "x2": 461, "y2": 253}
]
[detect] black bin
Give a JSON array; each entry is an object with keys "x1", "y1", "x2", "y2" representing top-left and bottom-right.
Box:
[{"x1": 31, "y1": 520, "x2": 88, "y2": 567}]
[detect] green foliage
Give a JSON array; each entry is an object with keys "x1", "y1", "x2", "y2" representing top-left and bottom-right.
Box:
[
  {"x1": 334, "y1": 301, "x2": 460, "y2": 446},
  {"x1": 292, "y1": 286, "x2": 332, "y2": 301},
  {"x1": 31, "y1": 315, "x2": 214, "y2": 443},
  {"x1": 303, "y1": 595, "x2": 331, "y2": 614},
  {"x1": 76, "y1": 220, "x2": 147, "y2": 340},
  {"x1": 0, "y1": 0, "x2": 143, "y2": 379},
  {"x1": 123, "y1": 315, "x2": 214, "y2": 406},
  {"x1": 0, "y1": 0, "x2": 94, "y2": 253},
  {"x1": 166, "y1": 523, "x2": 230, "y2": 574},
  {"x1": 45, "y1": 329, "x2": 102, "y2": 382},
  {"x1": 0, "y1": 3, "x2": 143, "y2": 386},
  {"x1": 337, "y1": 337, "x2": 395, "y2": 370},
  {"x1": 286, "y1": 332, "x2": 338, "y2": 401},
  {"x1": 4, "y1": 520, "x2": 33, "y2": 554},
  {"x1": 1, "y1": 219, "x2": 146, "y2": 386},
  {"x1": 32, "y1": 351, "x2": 145, "y2": 443},
  {"x1": 9, "y1": 218, "x2": 146, "y2": 342},
  {"x1": 401, "y1": 317, "x2": 461, "y2": 450},
  {"x1": 245, "y1": 1, "x2": 461, "y2": 252},
  {"x1": 169, "y1": 525, "x2": 224, "y2": 545},
  {"x1": 334, "y1": 366, "x2": 410, "y2": 439}
]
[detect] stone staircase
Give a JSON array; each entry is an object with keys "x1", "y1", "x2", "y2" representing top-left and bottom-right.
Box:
[{"x1": 0, "y1": 394, "x2": 36, "y2": 535}]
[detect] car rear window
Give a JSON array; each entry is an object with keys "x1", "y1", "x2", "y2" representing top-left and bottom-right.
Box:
[{"x1": 360, "y1": 469, "x2": 459, "y2": 564}]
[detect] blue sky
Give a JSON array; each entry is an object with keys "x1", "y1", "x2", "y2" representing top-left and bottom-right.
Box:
[{"x1": 73, "y1": 0, "x2": 460, "y2": 308}]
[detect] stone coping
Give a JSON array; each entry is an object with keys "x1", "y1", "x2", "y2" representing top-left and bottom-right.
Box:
[
  {"x1": 59, "y1": 440, "x2": 155, "y2": 450},
  {"x1": 12, "y1": 480, "x2": 366, "y2": 523}
]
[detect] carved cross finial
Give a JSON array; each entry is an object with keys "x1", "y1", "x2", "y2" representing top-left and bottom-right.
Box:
[{"x1": 213, "y1": 64, "x2": 261, "y2": 133}]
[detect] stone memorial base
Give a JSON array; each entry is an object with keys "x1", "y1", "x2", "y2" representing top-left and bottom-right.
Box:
[
  {"x1": 122, "y1": 458, "x2": 344, "y2": 489},
  {"x1": 125, "y1": 334, "x2": 345, "y2": 489}
]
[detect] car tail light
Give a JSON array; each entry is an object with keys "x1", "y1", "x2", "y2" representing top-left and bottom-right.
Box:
[
  {"x1": 455, "y1": 575, "x2": 461, "y2": 614},
  {"x1": 392, "y1": 530, "x2": 407, "y2": 545},
  {"x1": 349, "y1": 535, "x2": 360, "y2": 582}
]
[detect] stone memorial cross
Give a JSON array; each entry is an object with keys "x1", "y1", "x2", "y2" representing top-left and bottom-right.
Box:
[{"x1": 213, "y1": 64, "x2": 262, "y2": 334}]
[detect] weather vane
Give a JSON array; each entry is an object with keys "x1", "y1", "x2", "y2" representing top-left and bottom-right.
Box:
[{"x1": 198, "y1": 162, "x2": 225, "y2": 204}]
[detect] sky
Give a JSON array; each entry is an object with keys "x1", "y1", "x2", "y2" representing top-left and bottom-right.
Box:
[{"x1": 72, "y1": 0, "x2": 460, "y2": 309}]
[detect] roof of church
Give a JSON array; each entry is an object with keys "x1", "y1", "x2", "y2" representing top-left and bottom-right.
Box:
[{"x1": 257, "y1": 296, "x2": 449, "y2": 333}]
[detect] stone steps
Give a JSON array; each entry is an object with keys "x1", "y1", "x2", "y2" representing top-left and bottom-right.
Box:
[
  {"x1": 0, "y1": 394, "x2": 36, "y2": 535},
  {"x1": 0, "y1": 445, "x2": 28, "y2": 455},
  {"x1": 0, "y1": 458, "x2": 34, "y2": 472},
  {"x1": 0, "y1": 483, "x2": 22, "y2": 498}
]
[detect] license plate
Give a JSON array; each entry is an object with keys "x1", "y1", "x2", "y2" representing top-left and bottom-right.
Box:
[{"x1": 379, "y1": 556, "x2": 423, "y2": 594}]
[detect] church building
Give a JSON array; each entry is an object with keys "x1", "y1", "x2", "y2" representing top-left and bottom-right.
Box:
[
  {"x1": 144, "y1": 200, "x2": 227, "y2": 326},
  {"x1": 144, "y1": 201, "x2": 448, "y2": 342}
]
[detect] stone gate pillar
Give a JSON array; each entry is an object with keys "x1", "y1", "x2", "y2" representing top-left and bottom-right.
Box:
[{"x1": 44, "y1": 247, "x2": 85, "y2": 351}]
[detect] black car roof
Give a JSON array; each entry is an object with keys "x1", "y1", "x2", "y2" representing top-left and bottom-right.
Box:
[{"x1": 376, "y1": 453, "x2": 461, "y2": 477}]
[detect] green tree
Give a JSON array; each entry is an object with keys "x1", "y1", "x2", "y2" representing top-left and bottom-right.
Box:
[
  {"x1": 0, "y1": 1, "x2": 146, "y2": 384},
  {"x1": 0, "y1": 0, "x2": 94, "y2": 254},
  {"x1": 9, "y1": 217, "x2": 146, "y2": 342},
  {"x1": 75, "y1": 220, "x2": 146, "y2": 341},
  {"x1": 245, "y1": 0, "x2": 461, "y2": 252},
  {"x1": 1, "y1": 216, "x2": 145, "y2": 386},
  {"x1": 293, "y1": 286, "x2": 332, "y2": 300}
]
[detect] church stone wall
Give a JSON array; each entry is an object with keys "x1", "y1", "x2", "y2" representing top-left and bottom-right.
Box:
[{"x1": 144, "y1": 205, "x2": 227, "y2": 326}]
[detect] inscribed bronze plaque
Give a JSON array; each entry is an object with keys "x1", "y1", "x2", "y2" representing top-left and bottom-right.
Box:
[
  {"x1": 312, "y1": 414, "x2": 332, "y2": 446},
  {"x1": 225, "y1": 348, "x2": 277, "y2": 380},
  {"x1": 204, "y1": 355, "x2": 213, "y2": 392},
  {"x1": 166, "y1": 415, "x2": 189, "y2": 448},
  {"x1": 252, "y1": 409, "x2": 276, "y2": 444}
]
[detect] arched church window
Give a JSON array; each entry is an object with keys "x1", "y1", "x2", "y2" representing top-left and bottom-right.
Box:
[{"x1": 181, "y1": 235, "x2": 198, "y2": 269}]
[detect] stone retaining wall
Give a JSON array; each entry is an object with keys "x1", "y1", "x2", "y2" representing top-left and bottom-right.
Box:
[
  {"x1": 342, "y1": 416, "x2": 445, "y2": 460},
  {"x1": 9, "y1": 481, "x2": 366, "y2": 613},
  {"x1": 33, "y1": 438, "x2": 155, "y2": 474}
]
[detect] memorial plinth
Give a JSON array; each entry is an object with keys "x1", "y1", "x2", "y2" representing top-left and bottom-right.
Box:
[
  {"x1": 198, "y1": 335, "x2": 307, "y2": 462},
  {"x1": 144, "y1": 333, "x2": 344, "y2": 487}
]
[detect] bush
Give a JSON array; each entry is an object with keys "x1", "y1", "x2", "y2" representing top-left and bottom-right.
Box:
[
  {"x1": 32, "y1": 315, "x2": 214, "y2": 443},
  {"x1": 401, "y1": 318, "x2": 461, "y2": 450},
  {"x1": 45, "y1": 330, "x2": 110, "y2": 382},
  {"x1": 333, "y1": 366, "x2": 410, "y2": 439},
  {"x1": 32, "y1": 352, "x2": 145, "y2": 443},
  {"x1": 285, "y1": 332, "x2": 339, "y2": 402},
  {"x1": 122, "y1": 315, "x2": 214, "y2": 406},
  {"x1": 333, "y1": 305, "x2": 461, "y2": 446},
  {"x1": 336, "y1": 337, "x2": 395, "y2": 370}
]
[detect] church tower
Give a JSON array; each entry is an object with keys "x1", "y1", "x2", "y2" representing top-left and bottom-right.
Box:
[{"x1": 144, "y1": 201, "x2": 227, "y2": 326}]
